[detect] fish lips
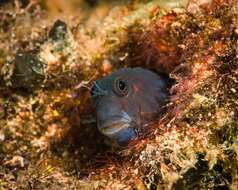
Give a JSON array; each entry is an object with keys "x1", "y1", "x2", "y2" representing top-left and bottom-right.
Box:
[{"x1": 98, "y1": 113, "x2": 137, "y2": 145}]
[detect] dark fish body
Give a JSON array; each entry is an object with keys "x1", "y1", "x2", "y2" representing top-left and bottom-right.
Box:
[{"x1": 91, "y1": 67, "x2": 170, "y2": 146}]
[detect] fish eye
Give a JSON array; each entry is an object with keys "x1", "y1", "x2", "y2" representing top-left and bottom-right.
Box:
[{"x1": 113, "y1": 77, "x2": 129, "y2": 96}]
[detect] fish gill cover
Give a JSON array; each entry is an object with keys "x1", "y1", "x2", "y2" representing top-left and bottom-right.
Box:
[{"x1": 0, "y1": 0, "x2": 237, "y2": 189}]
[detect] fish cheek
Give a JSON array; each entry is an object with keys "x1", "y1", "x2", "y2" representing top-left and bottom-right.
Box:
[
  {"x1": 133, "y1": 89, "x2": 160, "y2": 124},
  {"x1": 122, "y1": 91, "x2": 142, "y2": 127}
]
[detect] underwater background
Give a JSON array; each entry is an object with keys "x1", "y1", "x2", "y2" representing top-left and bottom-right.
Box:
[{"x1": 0, "y1": 0, "x2": 237, "y2": 189}]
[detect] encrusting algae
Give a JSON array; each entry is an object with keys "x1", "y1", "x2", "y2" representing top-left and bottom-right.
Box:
[{"x1": 0, "y1": 0, "x2": 237, "y2": 189}]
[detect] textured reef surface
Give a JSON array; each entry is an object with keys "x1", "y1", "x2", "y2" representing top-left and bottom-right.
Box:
[{"x1": 0, "y1": 0, "x2": 237, "y2": 189}]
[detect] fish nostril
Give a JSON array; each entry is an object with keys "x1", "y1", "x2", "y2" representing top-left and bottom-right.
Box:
[
  {"x1": 91, "y1": 82, "x2": 108, "y2": 97},
  {"x1": 90, "y1": 84, "x2": 101, "y2": 97},
  {"x1": 90, "y1": 85, "x2": 97, "y2": 97}
]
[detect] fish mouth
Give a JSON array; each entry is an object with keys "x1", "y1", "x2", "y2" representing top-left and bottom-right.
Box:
[
  {"x1": 98, "y1": 111, "x2": 133, "y2": 137},
  {"x1": 100, "y1": 120, "x2": 131, "y2": 137}
]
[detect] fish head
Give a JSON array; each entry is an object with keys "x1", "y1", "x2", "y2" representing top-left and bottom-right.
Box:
[{"x1": 91, "y1": 67, "x2": 169, "y2": 145}]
